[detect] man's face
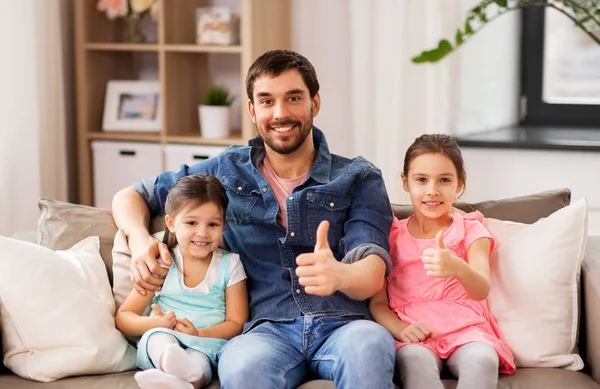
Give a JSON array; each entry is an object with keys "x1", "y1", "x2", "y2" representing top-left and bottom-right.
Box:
[{"x1": 248, "y1": 69, "x2": 320, "y2": 155}]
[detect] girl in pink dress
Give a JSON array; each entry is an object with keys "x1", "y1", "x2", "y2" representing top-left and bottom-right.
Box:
[{"x1": 370, "y1": 134, "x2": 515, "y2": 389}]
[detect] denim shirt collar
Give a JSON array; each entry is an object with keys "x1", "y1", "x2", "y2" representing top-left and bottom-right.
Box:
[{"x1": 247, "y1": 126, "x2": 332, "y2": 184}]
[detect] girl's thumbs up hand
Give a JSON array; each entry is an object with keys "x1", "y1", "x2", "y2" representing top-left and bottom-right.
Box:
[
  {"x1": 422, "y1": 230, "x2": 464, "y2": 278},
  {"x1": 295, "y1": 220, "x2": 343, "y2": 296}
]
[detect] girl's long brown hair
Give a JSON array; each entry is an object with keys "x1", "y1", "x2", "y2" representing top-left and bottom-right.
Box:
[
  {"x1": 162, "y1": 175, "x2": 228, "y2": 250},
  {"x1": 403, "y1": 134, "x2": 467, "y2": 194}
]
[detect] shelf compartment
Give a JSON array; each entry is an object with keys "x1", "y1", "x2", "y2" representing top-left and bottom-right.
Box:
[
  {"x1": 164, "y1": 52, "x2": 242, "y2": 137},
  {"x1": 82, "y1": 4, "x2": 159, "y2": 44},
  {"x1": 164, "y1": 0, "x2": 242, "y2": 45},
  {"x1": 83, "y1": 51, "x2": 160, "y2": 137}
]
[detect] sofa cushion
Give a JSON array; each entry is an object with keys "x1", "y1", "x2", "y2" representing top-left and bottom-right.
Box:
[
  {"x1": 37, "y1": 198, "x2": 118, "y2": 285},
  {"x1": 0, "y1": 236, "x2": 136, "y2": 382},
  {"x1": 485, "y1": 198, "x2": 587, "y2": 369},
  {"x1": 36, "y1": 198, "x2": 165, "y2": 287},
  {"x1": 391, "y1": 188, "x2": 571, "y2": 223}
]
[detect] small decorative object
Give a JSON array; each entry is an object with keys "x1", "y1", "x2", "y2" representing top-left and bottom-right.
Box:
[
  {"x1": 199, "y1": 84, "x2": 234, "y2": 139},
  {"x1": 196, "y1": 7, "x2": 240, "y2": 45},
  {"x1": 96, "y1": 0, "x2": 160, "y2": 43},
  {"x1": 102, "y1": 80, "x2": 161, "y2": 132}
]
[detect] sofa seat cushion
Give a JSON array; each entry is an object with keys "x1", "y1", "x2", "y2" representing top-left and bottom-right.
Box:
[{"x1": 495, "y1": 368, "x2": 600, "y2": 389}]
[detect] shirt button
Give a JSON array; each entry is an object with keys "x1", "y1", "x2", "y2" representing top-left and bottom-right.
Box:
[
  {"x1": 237, "y1": 186, "x2": 243, "y2": 191},
  {"x1": 329, "y1": 202, "x2": 335, "y2": 207},
  {"x1": 288, "y1": 196, "x2": 293, "y2": 200},
  {"x1": 263, "y1": 188, "x2": 267, "y2": 192},
  {"x1": 290, "y1": 232, "x2": 295, "y2": 237},
  {"x1": 296, "y1": 289, "x2": 301, "y2": 294}
]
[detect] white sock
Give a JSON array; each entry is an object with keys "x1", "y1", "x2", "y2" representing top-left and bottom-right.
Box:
[
  {"x1": 161, "y1": 343, "x2": 211, "y2": 383},
  {"x1": 134, "y1": 369, "x2": 193, "y2": 389}
]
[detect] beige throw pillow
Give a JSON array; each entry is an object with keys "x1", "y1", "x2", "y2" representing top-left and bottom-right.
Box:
[
  {"x1": 112, "y1": 229, "x2": 165, "y2": 312},
  {"x1": 37, "y1": 198, "x2": 118, "y2": 284},
  {"x1": 0, "y1": 236, "x2": 136, "y2": 382},
  {"x1": 485, "y1": 198, "x2": 588, "y2": 369}
]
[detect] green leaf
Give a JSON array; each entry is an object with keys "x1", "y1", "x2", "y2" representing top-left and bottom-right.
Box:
[
  {"x1": 203, "y1": 84, "x2": 234, "y2": 106},
  {"x1": 479, "y1": 9, "x2": 488, "y2": 23},
  {"x1": 493, "y1": 0, "x2": 508, "y2": 7},
  {"x1": 456, "y1": 29, "x2": 464, "y2": 45},
  {"x1": 465, "y1": 20, "x2": 474, "y2": 35},
  {"x1": 411, "y1": 39, "x2": 454, "y2": 63}
]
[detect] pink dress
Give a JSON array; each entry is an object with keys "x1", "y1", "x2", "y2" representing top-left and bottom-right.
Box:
[{"x1": 388, "y1": 211, "x2": 515, "y2": 374}]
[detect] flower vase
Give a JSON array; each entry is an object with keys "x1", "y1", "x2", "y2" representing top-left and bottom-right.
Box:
[{"x1": 124, "y1": 12, "x2": 146, "y2": 43}]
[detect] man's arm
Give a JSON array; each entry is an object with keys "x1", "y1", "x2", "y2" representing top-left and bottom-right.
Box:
[
  {"x1": 296, "y1": 222, "x2": 386, "y2": 300},
  {"x1": 336, "y1": 254, "x2": 386, "y2": 300},
  {"x1": 112, "y1": 186, "x2": 170, "y2": 294},
  {"x1": 296, "y1": 163, "x2": 392, "y2": 300}
]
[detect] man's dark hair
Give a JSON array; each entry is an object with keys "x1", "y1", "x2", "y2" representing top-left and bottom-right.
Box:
[{"x1": 246, "y1": 49, "x2": 320, "y2": 103}]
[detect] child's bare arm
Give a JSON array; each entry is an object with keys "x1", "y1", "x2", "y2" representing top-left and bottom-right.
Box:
[
  {"x1": 193, "y1": 280, "x2": 249, "y2": 340},
  {"x1": 116, "y1": 288, "x2": 176, "y2": 336},
  {"x1": 455, "y1": 237, "x2": 491, "y2": 301},
  {"x1": 369, "y1": 279, "x2": 409, "y2": 339},
  {"x1": 370, "y1": 280, "x2": 437, "y2": 343}
]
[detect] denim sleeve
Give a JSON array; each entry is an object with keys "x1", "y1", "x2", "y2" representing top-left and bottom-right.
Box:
[
  {"x1": 340, "y1": 164, "x2": 393, "y2": 275},
  {"x1": 132, "y1": 161, "x2": 216, "y2": 216}
]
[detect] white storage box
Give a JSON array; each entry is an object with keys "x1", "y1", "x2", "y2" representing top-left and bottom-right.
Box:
[
  {"x1": 164, "y1": 144, "x2": 227, "y2": 172},
  {"x1": 91, "y1": 141, "x2": 162, "y2": 209}
]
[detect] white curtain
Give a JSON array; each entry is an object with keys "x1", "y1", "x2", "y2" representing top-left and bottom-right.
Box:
[
  {"x1": 0, "y1": 0, "x2": 73, "y2": 236},
  {"x1": 349, "y1": 0, "x2": 463, "y2": 204}
]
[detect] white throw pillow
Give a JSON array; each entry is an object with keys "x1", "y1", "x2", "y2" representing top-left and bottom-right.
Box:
[
  {"x1": 485, "y1": 198, "x2": 587, "y2": 370},
  {"x1": 0, "y1": 236, "x2": 137, "y2": 382}
]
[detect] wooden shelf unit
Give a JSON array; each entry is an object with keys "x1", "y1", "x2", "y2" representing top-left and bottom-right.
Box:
[{"x1": 74, "y1": 0, "x2": 291, "y2": 205}]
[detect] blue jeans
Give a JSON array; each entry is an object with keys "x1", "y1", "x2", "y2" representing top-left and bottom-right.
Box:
[{"x1": 217, "y1": 316, "x2": 395, "y2": 389}]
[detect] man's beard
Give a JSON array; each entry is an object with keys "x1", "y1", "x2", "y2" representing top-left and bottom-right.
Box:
[{"x1": 258, "y1": 113, "x2": 313, "y2": 155}]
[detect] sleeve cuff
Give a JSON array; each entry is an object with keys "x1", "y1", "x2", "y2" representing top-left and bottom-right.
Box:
[
  {"x1": 133, "y1": 178, "x2": 161, "y2": 214},
  {"x1": 342, "y1": 243, "x2": 392, "y2": 275}
]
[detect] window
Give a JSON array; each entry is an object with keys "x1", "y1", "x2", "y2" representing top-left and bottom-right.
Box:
[{"x1": 521, "y1": 6, "x2": 600, "y2": 127}]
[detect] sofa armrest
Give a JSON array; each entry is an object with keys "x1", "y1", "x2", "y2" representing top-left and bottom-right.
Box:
[{"x1": 582, "y1": 235, "x2": 600, "y2": 383}]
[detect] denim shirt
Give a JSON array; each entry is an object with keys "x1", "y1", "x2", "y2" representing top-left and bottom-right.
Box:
[{"x1": 134, "y1": 127, "x2": 393, "y2": 331}]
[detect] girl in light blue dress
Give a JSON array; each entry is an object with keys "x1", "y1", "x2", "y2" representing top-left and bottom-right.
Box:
[{"x1": 116, "y1": 175, "x2": 248, "y2": 389}]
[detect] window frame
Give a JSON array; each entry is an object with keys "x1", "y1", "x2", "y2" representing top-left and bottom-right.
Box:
[{"x1": 521, "y1": 6, "x2": 600, "y2": 127}]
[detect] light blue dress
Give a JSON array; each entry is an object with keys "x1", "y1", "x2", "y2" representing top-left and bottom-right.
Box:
[{"x1": 136, "y1": 250, "x2": 232, "y2": 369}]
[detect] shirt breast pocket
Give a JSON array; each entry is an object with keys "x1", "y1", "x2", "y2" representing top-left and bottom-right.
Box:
[
  {"x1": 220, "y1": 175, "x2": 260, "y2": 225},
  {"x1": 306, "y1": 190, "x2": 351, "y2": 249}
]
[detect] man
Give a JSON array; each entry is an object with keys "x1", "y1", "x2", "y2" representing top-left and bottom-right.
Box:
[{"x1": 113, "y1": 50, "x2": 395, "y2": 388}]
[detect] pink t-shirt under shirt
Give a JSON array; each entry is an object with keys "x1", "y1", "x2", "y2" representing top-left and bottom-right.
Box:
[
  {"x1": 388, "y1": 211, "x2": 516, "y2": 374},
  {"x1": 259, "y1": 156, "x2": 307, "y2": 229}
]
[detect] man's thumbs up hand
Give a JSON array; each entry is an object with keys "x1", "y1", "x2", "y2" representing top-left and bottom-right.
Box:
[
  {"x1": 314, "y1": 219, "x2": 332, "y2": 252},
  {"x1": 295, "y1": 220, "x2": 342, "y2": 296},
  {"x1": 422, "y1": 230, "x2": 462, "y2": 278}
]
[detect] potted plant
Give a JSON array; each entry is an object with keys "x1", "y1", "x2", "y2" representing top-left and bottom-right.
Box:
[{"x1": 199, "y1": 84, "x2": 235, "y2": 139}]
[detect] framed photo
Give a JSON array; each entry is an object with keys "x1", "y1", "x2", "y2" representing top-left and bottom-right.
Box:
[
  {"x1": 196, "y1": 7, "x2": 239, "y2": 45},
  {"x1": 102, "y1": 80, "x2": 161, "y2": 132}
]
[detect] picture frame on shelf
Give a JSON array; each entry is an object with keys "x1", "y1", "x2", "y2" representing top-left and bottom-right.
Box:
[
  {"x1": 196, "y1": 7, "x2": 239, "y2": 45},
  {"x1": 102, "y1": 80, "x2": 161, "y2": 132}
]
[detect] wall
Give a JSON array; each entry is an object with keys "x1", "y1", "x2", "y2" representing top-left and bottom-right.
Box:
[
  {"x1": 291, "y1": 0, "x2": 352, "y2": 157},
  {"x1": 290, "y1": 1, "x2": 599, "y2": 236},
  {"x1": 461, "y1": 148, "x2": 600, "y2": 235}
]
